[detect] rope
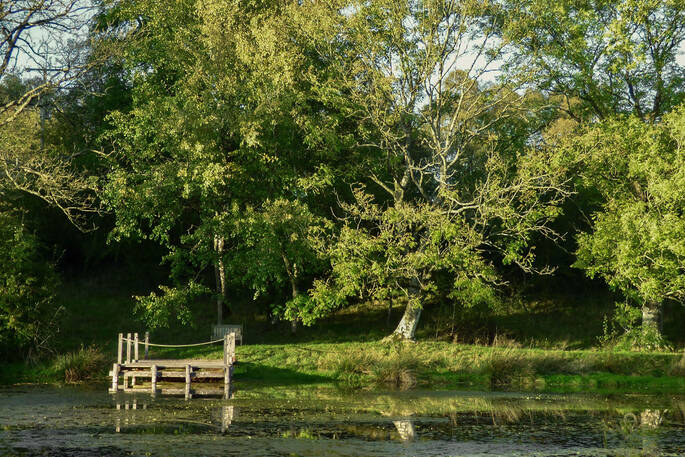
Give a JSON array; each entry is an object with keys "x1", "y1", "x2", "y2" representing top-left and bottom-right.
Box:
[{"x1": 120, "y1": 337, "x2": 226, "y2": 348}]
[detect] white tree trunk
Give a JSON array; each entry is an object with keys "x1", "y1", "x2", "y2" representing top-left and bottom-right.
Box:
[
  {"x1": 641, "y1": 302, "x2": 662, "y2": 337},
  {"x1": 393, "y1": 302, "x2": 421, "y2": 340},
  {"x1": 214, "y1": 235, "x2": 226, "y2": 326}
]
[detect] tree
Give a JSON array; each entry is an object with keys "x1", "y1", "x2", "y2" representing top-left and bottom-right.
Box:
[
  {"x1": 1, "y1": 0, "x2": 103, "y2": 231},
  {"x1": 1, "y1": 0, "x2": 95, "y2": 126},
  {"x1": 293, "y1": 0, "x2": 571, "y2": 339},
  {"x1": 100, "y1": 0, "x2": 347, "y2": 328},
  {"x1": 0, "y1": 211, "x2": 60, "y2": 361},
  {"x1": 226, "y1": 199, "x2": 325, "y2": 332},
  {"x1": 567, "y1": 107, "x2": 685, "y2": 346},
  {"x1": 501, "y1": 0, "x2": 685, "y2": 122}
]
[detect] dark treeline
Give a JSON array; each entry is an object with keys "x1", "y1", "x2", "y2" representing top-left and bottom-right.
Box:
[{"x1": 1, "y1": 0, "x2": 684, "y2": 361}]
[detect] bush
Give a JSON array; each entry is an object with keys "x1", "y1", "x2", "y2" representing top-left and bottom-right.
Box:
[
  {"x1": 0, "y1": 214, "x2": 61, "y2": 362},
  {"x1": 52, "y1": 346, "x2": 109, "y2": 382}
]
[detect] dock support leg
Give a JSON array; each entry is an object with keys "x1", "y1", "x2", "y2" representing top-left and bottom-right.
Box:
[
  {"x1": 126, "y1": 333, "x2": 132, "y2": 364},
  {"x1": 151, "y1": 364, "x2": 157, "y2": 396},
  {"x1": 221, "y1": 406, "x2": 233, "y2": 434},
  {"x1": 144, "y1": 331, "x2": 149, "y2": 359},
  {"x1": 224, "y1": 365, "x2": 230, "y2": 400},
  {"x1": 117, "y1": 333, "x2": 123, "y2": 364},
  {"x1": 185, "y1": 364, "x2": 192, "y2": 400},
  {"x1": 110, "y1": 363, "x2": 120, "y2": 393}
]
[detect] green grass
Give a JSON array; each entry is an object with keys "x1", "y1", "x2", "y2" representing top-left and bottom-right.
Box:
[
  {"x1": 4, "y1": 271, "x2": 683, "y2": 393},
  {"x1": 134, "y1": 340, "x2": 685, "y2": 393},
  {"x1": 3, "y1": 338, "x2": 683, "y2": 393}
]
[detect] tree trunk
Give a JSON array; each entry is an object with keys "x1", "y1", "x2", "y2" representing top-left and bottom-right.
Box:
[
  {"x1": 641, "y1": 302, "x2": 662, "y2": 337},
  {"x1": 392, "y1": 279, "x2": 422, "y2": 340},
  {"x1": 214, "y1": 235, "x2": 226, "y2": 326},
  {"x1": 281, "y1": 251, "x2": 300, "y2": 334},
  {"x1": 289, "y1": 279, "x2": 300, "y2": 334}
]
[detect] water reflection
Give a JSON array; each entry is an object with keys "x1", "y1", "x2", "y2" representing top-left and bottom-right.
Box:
[
  {"x1": 392, "y1": 419, "x2": 415, "y2": 441},
  {"x1": 0, "y1": 386, "x2": 684, "y2": 457},
  {"x1": 114, "y1": 400, "x2": 235, "y2": 435}
]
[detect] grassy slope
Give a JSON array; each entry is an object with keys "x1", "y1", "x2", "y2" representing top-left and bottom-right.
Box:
[{"x1": 3, "y1": 274, "x2": 684, "y2": 391}]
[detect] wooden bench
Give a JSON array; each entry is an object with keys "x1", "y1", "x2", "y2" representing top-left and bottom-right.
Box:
[{"x1": 212, "y1": 324, "x2": 243, "y2": 345}]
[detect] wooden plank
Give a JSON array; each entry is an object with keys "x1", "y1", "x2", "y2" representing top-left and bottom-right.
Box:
[
  {"x1": 126, "y1": 332, "x2": 132, "y2": 364},
  {"x1": 122, "y1": 370, "x2": 224, "y2": 379},
  {"x1": 117, "y1": 333, "x2": 123, "y2": 364},
  {"x1": 224, "y1": 366, "x2": 230, "y2": 399},
  {"x1": 123, "y1": 359, "x2": 226, "y2": 368},
  {"x1": 144, "y1": 331, "x2": 149, "y2": 359},
  {"x1": 151, "y1": 364, "x2": 157, "y2": 395},
  {"x1": 185, "y1": 365, "x2": 192, "y2": 400},
  {"x1": 110, "y1": 363, "x2": 119, "y2": 393},
  {"x1": 134, "y1": 333, "x2": 139, "y2": 361}
]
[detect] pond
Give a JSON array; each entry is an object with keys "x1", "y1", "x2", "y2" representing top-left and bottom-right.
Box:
[{"x1": 0, "y1": 384, "x2": 683, "y2": 456}]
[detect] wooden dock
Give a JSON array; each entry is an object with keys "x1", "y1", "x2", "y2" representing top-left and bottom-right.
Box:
[{"x1": 109, "y1": 332, "x2": 235, "y2": 399}]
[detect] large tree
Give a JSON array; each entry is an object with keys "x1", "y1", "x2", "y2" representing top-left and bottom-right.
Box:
[
  {"x1": 100, "y1": 0, "x2": 348, "y2": 328},
  {"x1": 567, "y1": 107, "x2": 685, "y2": 345},
  {"x1": 289, "y1": 0, "x2": 571, "y2": 339}
]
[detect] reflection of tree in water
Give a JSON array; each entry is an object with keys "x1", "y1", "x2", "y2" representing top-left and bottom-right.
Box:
[
  {"x1": 392, "y1": 420, "x2": 415, "y2": 441},
  {"x1": 640, "y1": 409, "x2": 664, "y2": 429}
]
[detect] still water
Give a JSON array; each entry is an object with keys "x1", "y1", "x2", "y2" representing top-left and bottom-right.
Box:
[{"x1": 0, "y1": 384, "x2": 683, "y2": 456}]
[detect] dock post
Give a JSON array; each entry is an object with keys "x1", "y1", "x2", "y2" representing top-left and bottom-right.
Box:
[
  {"x1": 144, "y1": 332, "x2": 149, "y2": 359},
  {"x1": 151, "y1": 364, "x2": 157, "y2": 396},
  {"x1": 224, "y1": 366, "x2": 230, "y2": 400},
  {"x1": 132, "y1": 333, "x2": 139, "y2": 387},
  {"x1": 117, "y1": 333, "x2": 123, "y2": 364},
  {"x1": 223, "y1": 334, "x2": 228, "y2": 366},
  {"x1": 110, "y1": 363, "x2": 119, "y2": 393},
  {"x1": 185, "y1": 365, "x2": 192, "y2": 400},
  {"x1": 126, "y1": 332, "x2": 132, "y2": 364},
  {"x1": 229, "y1": 332, "x2": 236, "y2": 363}
]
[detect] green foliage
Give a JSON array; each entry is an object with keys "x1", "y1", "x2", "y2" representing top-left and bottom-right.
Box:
[
  {"x1": 226, "y1": 199, "x2": 326, "y2": 320},
  {"x1": 134, "y1": 281, "x2": 210, "y2": 329},
  {"x1": 0, "y1": 213, "x2": 60, "y2": 360},
  {"x1": 99, "y1": 0, "x2": 345, "y2": 325},
  {"x1": 309, "y1": 190, "x2": 498, "y2": 323},
  {"x1": 567, "y1": 107, "x2": 685, "y2": 333},
  {"x1": 599, "y1": 303, "x2": 671, "y2": 351},
  {"x1": 502, "y1": 0, "x2": 685, "y2": 120}
]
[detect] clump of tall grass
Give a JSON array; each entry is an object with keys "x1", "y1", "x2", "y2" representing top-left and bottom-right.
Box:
[
  {"x1": 52, "y1": 346, "x2": 109, "y2": 383},
  {"x1": 668, "y1": 352, "x2": 685, "y2": 377},
  {"x1": 325, "y1": 344, "x2": 421, "y2": 389},
  {"x1": 370, "y1": 350, "x2": 419, "y2": 389},
  {"x1": 481, "y1": 349, "x2": 535, "y2": 386}
]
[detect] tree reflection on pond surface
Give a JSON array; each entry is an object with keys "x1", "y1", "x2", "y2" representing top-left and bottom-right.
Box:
[{"x1": 0, "y1": 386, "x2": 683, "y2": 456}]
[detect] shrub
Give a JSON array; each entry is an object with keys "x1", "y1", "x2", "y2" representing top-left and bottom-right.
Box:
[
  {"x1": 484, "y1": 349, "x2": 535, "y2": 386},
  {"x1": 53, "y1": 346, "x2": 109, "y2": 382}
]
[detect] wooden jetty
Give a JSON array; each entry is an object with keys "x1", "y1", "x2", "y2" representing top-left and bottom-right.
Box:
[{"x1": 109, "y1": 332, "x2": 235, "y2": 399}]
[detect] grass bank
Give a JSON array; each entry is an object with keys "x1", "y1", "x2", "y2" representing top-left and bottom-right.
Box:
[
  {"x1": 229, "y1": 341, "x2": 685, "y2": 392},
  {"x1": 5, "y1": 340, "x2": 682, "y2": 394}
]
